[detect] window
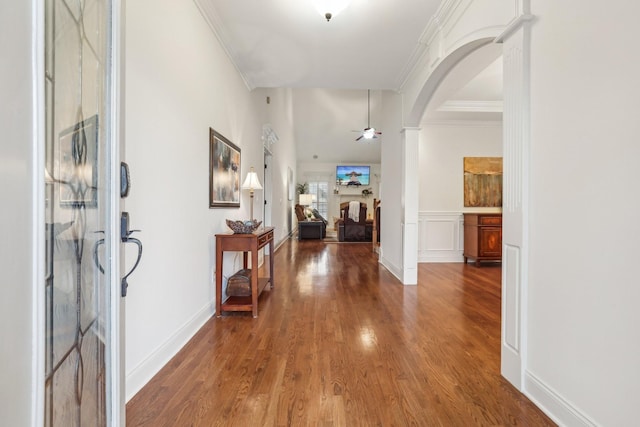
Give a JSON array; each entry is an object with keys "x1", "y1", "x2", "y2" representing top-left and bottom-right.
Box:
[{"x1": 308, "y1": 180, "x2": 329, "y2": 219}]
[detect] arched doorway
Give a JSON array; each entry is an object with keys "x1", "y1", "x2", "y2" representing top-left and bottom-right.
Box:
[{"x1": 398, "y1": 17, "x2": 532, "y2": 390}]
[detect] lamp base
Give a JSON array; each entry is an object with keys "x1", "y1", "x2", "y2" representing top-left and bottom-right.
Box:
[{"x1": 249, "y1": 192, "x2": 255, "y2": 221}]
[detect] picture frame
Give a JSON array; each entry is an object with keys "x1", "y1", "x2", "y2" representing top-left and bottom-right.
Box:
[
  {"x1": 463, "y1": 157, "x2": 503, "y2": 207},
  {"x1": 209, "y1": 128, "x2": 241, "y2": 208},
  {"x1": 57, "y1": 114, "x2": 99, "y2": 208}
]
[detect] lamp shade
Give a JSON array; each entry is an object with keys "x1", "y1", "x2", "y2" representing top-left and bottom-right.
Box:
[
  {"x1": 299, "y1": 194, "x2": 314, "y2": 206},
  {"x1": 241, "y1": 167, "x2": 263, "y2": 191}
]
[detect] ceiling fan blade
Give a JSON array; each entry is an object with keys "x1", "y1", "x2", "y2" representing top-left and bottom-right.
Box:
[{"x1": 355, "y1": 135, "x2": 364, "y2": 141}]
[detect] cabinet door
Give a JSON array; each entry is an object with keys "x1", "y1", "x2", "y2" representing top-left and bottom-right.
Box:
[{"x1": 479, "y1": 227, "x2": 502, "y2": 257}]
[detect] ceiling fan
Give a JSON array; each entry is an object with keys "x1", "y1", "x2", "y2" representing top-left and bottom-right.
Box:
[{"x1": 354, "y1": 89, "x2": 382, "y2": 141}]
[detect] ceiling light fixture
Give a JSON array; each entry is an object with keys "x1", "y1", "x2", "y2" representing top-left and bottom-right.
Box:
[
  {"x1": 355, "y1": 90, "x2": 382, "y2": 141},
  {"x1": 311, "y1": 0, "x2": 351, "y2": 22},
  {"x1": 363, "y1": 127, "x2": 376, "y2": 140}
]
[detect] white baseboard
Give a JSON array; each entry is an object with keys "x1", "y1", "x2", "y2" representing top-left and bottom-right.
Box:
[
  {"x1": 419, "y1": 251, "x2": 464, "y2": 263},
  {"x1": 276, "y1": 232, "x2": 293, "y2": 251},
  {"x1": 379, "y1": 254, "x2": 403, "y2": 283},
  {"x1": 125, "y1": 301, "x2": 214, "y2": 402},
  {"x1": 524, "y1": 371, "x2": 597, "y2": 427}
]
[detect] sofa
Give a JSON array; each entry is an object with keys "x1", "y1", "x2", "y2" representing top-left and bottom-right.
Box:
[{"x1": 295, "y1": 204, "x2": 327, "y2": 239}]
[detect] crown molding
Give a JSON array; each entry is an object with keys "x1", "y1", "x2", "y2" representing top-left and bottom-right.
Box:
[
  {"x1": 398, "y1": 1, "x2": 530, "y2": 92},
  {"x1": 396, "y1": 0, "x2": 464, "y2": 89},
  {"x1": 192, "y1": 0, "x2": 254, "y2": 90},
  {"x1": 420, "y1": 0, "x2": 464, "y2": 46},
  {"x1": 494, "y1": 13, "x2": 534, "y2": 43}
]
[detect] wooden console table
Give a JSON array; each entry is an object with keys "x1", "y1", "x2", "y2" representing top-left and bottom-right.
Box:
[{"x1": 215, "y1": 227, "x2": 274, "y2": 318}]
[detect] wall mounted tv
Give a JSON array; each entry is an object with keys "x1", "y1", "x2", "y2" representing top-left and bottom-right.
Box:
[{"x1": 336, "y1": 165, "x2": 370, "y2": 186}]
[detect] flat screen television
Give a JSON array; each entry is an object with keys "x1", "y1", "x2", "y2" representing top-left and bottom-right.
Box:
[{"x1": 336, "y1": 165, "x2": 370, "y2": 186}]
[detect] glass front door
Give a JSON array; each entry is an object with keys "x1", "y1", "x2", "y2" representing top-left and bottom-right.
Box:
[{"x1": 44, "y1": 0, "x2": 117, "y2": 424}]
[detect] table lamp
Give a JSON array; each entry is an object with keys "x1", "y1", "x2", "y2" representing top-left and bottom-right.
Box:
[
  {"x1": 299, "y1": 194, "x2": 316, "y2": 219},
  {"x1": 242, "y1": 167, "x2": 263, "y2": 221}
]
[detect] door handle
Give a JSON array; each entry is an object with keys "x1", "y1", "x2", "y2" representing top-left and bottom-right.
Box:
[
  {"x1": 120, "y1": 211, "x2": 143, "y2": 296},
  {"x1": 121, "y1": 234, "x2": 142, "y2": 297},
  {"x1": 92, "y1": 232, "x2": 106, "y2": 274},
  {"x1": 93, "y1": 213, "x2": 144, "y2": 297}
]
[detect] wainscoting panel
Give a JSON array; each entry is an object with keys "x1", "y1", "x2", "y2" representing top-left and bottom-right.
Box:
[{"x1": 418, "y1": 212, "x2": 465, "y2": 263}]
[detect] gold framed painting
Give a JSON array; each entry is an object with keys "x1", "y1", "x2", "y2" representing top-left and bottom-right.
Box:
[{"x1": 463, "y1": 157, "x2": 502, "y2": 207}]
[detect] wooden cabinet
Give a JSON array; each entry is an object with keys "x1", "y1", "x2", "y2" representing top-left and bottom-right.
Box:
[{"x1": 463, "y1": 213, "x2": 502, "y2": 266}]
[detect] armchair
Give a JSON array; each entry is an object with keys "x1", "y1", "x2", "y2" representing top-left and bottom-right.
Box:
[{"x1": 338, "y1": 201, "x2": 372, "y2": 242}]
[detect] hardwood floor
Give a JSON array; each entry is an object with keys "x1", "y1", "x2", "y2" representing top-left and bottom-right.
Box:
[{"x1": 127, "y1": 238, "x2": 555, "y2": 426}]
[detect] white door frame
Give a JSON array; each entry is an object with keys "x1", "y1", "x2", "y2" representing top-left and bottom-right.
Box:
[
  {"x1": 109, "y1": 0, "x2": 127, "y2": 424},
  {"x1": 263, "y1": 148, "x2": 273, "y2": 230}
]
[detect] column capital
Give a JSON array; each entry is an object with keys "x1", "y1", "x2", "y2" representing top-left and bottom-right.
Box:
[{"x1": 401, "y1": 126, "x2": 421, "y2": 134}]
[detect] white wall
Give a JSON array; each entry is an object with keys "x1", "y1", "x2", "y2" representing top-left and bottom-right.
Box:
[
  {"x1": 419, "y1": 123, "x2": 502, "y2": 212},
  {"x1": 263, "y1": 88, "x2": 297, "y2": 238},
  {"x1": 124, "y1": 0, "x2": 295, "y2": 400},
  {"x1": 417, "y1": 123, "x2": 502, "y2": 262},
  {"x1": 0, "y1": 2, "x2": 40, "y2": 424},
  {"x1": 525, "y1": 1, "x2": 640, "y2": 425}
]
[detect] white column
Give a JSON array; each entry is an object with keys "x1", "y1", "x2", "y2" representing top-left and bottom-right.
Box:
[
  {"x1": 495, "y1": 11, "x2": 533, "y2": 390},
  {"x1": 401, "y1": 128, "x2": 420, "y2": 285}
]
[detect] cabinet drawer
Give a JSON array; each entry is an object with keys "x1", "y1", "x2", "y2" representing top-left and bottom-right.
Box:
[
  {"x1": 480, "y1": 216, "x2": 501, "y2": 225},
  {"x1": 257, "y1": 231, "x2": 273, "y2": 248}
]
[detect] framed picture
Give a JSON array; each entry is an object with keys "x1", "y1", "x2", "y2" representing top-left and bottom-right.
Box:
[
  {"x1": 57, "y1": 114, "x2": 99, "y2": 208},
  {"x1": 209, "y1": 128, "x2": 241, "y2": 208},
  {"x1": 463, "y1": 157, "x2": 503, "y2": 207}
]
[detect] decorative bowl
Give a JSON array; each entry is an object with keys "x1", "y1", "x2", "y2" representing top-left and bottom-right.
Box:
[{"x1": 226, "y1": 219, "x2": 262, "y2": 234}]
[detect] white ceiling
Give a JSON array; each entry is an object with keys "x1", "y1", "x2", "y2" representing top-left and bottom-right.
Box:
[
  {"x1": 196, "y1": 0, "x2": 503, "y2": 163},
  {"x1": 196, "y1": 0, "x2": 442, "y2": 89}
]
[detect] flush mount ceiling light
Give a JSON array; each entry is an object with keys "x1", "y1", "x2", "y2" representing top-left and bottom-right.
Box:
[{"x1": 311, "y1": 0, "x2": 351, "y2": 22}]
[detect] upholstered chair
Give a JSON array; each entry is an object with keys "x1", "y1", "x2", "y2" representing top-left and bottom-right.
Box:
[{"x1": 338, "y1": 201, "x2": 371, "y2": 241}]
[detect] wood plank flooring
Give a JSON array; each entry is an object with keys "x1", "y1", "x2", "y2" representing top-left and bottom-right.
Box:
[{"x1": 127, "y1": 238, "x2": 555, "y2": 426}]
